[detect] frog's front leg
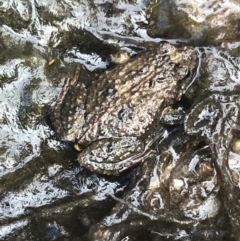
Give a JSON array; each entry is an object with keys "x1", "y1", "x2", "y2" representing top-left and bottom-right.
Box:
[{"x1": 50, "y1": 66, "x2": 87, "y2": 142}]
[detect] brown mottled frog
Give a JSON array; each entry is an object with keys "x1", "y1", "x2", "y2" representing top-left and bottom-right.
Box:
[{"x1": 50, "y1": 42, "x2": 196, "y2": 175}]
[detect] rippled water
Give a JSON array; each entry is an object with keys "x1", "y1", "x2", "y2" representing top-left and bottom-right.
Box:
[{"x1": 0, "y1": 0, "x2": 240, "y2": 240}]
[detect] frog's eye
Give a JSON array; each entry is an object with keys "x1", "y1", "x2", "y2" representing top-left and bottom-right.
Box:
[{"x1": 155, "y1": 77, "x2": 166, "y2": 84}]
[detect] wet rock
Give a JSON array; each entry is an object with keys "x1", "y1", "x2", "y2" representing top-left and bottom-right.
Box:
[
  {"x1": 1, "y1": 1, "x2": 240, "y2": 240},
  {"x1": 169, "y1": 0, "x2": 240, "y2": 54},
  {"x1": 88, "y1": 130, "x2": 229, "y2": 240},
  {"x1": 185, "y1": 82, "x2": 240, "y2": 239}
]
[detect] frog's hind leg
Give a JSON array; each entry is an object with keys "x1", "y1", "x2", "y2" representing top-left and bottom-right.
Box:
[{"x1": 50, "y1": 66, "x2": 87, "y2": 142}]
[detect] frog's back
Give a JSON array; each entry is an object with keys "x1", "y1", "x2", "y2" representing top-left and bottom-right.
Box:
[{"x1": 79, "y1": 43, "x2": 196, "y2": 143}]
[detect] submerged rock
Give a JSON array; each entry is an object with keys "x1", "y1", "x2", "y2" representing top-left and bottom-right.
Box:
[{"x1": 169, "y1": 0, "x2": 240, "y2": 54}]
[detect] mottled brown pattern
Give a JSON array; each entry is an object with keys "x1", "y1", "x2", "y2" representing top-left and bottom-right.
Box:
[{"x1": 50, "y1": 42, "x2": 196, "y2": 175}]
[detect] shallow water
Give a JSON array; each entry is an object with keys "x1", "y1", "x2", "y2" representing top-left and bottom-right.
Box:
[{"x1": 0, "y1": 0, "x2": 240, "y2": 240}]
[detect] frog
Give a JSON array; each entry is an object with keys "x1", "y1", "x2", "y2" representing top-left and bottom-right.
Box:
[{"x1": 50, "y1": 42, "x2": 196, "y2": 175}]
